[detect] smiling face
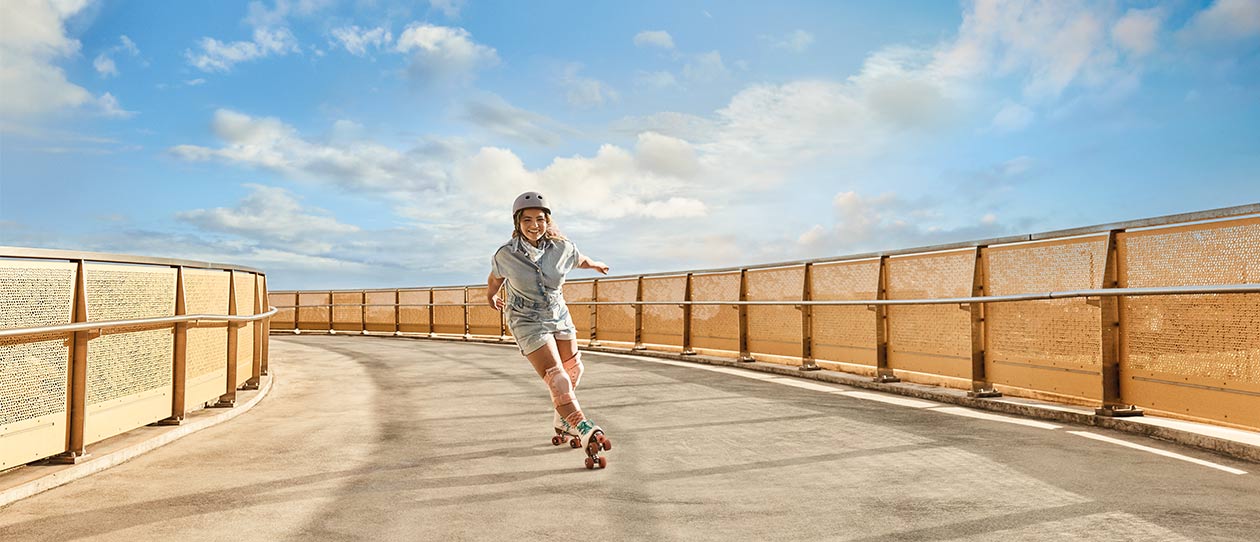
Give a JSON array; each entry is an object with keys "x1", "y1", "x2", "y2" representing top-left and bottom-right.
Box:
[{"x1": 516, "y1": 208, "x2": 549, "y2": 244}]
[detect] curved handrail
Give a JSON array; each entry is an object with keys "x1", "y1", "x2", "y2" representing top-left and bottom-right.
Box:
[{"x1": 0, "y1": 308, "x2": 279, "y2": 339}]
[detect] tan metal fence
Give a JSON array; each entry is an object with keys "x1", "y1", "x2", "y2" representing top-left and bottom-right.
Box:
[
  {"x1": 0, "y1": 248, "x2": 273, "y2": 469},
  {"x1": 270, "y1": 205, "x2": 1260, "y2": 431}
]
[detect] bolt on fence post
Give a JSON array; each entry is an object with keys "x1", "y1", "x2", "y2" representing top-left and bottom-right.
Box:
[
  {"x1": 633, "y1": 275, "x2": 646, "y2": 350},
  {"x1": 682, "y1": 273, "x2": 696, "y2": 355},
  {"x1": 873, "y1": 255, "x2": 900, "y2": 383},
  {"x1": 55, "y1": 260, "x2": 92, "y2": 463},
  {"x1": 1097, "y1": 230, "x2": 1143, "y2": 417},
  {"x1": 589, "y1": 279, "x2": 601, "y2": 347},
  {"x1": 738, "y1": 268, "x2": 754, "y2": 362},
  {"x1": 215, "y1": 272, "x2": 239, "y2": 408},
  {"x1": 800, "y1": 263, "x2": 820, "y2": 371},
  {"x1": 968, "y1": 247, "x2": 1000, "y2": 398},
  {"x1": 394, "y1": 289, "x2": 401, "y2": 336}
]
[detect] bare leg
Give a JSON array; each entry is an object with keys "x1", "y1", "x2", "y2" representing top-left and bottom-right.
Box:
[{"x1": 525, "y1": 339, "x2": 582, "y2": 422}]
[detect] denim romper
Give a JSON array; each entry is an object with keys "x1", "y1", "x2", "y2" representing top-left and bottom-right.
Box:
[{"x1": 491, "y1": 237, "x2": 583, "y2": 355}]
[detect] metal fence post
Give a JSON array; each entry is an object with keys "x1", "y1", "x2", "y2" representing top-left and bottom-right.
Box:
[
  {"x1": 1097, "y1": 230, "x2": 1143, "y2": 417},
  {"x1": 246, "y1": 275, "x2": 262, "y2": 389},
  {"x1": 427, "y1": 289, "x2": 435, "y2": 338},
  {"x1": 682, "y1": 273, "x2": 696, "y2": 355},
  {"x1": 738, "y1": 268, "x2": 754, "y2": 362},
  {"x1": 968, "y1": 247, "x2": 1000, "y2": 397},
  {"x1": 589, "y1": 279, "x2": 601, "y2": 347},
  {"x1": 214, "y1": 273, "x2": 239, "y2": 408},
  {"x1": 55, "y1": 260, "x2": 92, "y2": 463},
  {"x1": 160, "y1": 266, "x2": 190, "y2": 424},
  {"x1": 260, "y1": 276, "x2": 270, "y2": 376},
  {"x1": 800, "y1": 263, "x2": 819, "y2": 371},
  {"x1": 360, "y1": 290, "x2": 367, "y2": 335},
  {"x1": 394, "y1": 289, "x2": 401, "y2": 336},
  {"x1": 327, "y1": 289, "x2": 335, "y2": 335},
  {"x1": 463, "y1": 286, "x2": 471, "y2": 340},
  {"x1": 294, "y1": 291, "x2": 301, "y2": 333},
  {"x1": 633, "y1": 275, "x2": 646, "y2": 350},
  {"x1": 873, "y1": 255, "x2": 900, "y2": 383}
]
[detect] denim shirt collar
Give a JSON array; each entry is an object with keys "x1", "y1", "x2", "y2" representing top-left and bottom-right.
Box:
[{"x1": 510, "y1": 236, "x2": 554, "y2": 256}]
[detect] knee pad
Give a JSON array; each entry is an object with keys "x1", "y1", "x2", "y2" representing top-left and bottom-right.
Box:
[
  {"x1": 562, "y1": 352, "x2": 584, "y2": 389},
  {"x1": 543, "y1": 366, "x2": 576, "y2": 407}
]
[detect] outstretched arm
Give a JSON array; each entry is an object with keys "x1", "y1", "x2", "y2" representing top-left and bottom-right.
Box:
[
  {"x1": 487, "y1": 273, "x2": 506, "y2": 310},
  {"x1": 577, "y1": 254, "x2": 610, "y2": 275}
]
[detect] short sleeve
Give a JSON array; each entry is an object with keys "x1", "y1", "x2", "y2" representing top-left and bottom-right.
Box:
[
  {"x1": 490, "y1": 248, "x2": 506, "y2": 279},
  {"x1": 565, "y1": 240, "x2": 583, "y2": 271}
]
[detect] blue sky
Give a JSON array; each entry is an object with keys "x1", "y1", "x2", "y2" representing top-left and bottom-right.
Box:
[{"x1": 1, "y1": 0, "x2": 1258, "y2": 290}]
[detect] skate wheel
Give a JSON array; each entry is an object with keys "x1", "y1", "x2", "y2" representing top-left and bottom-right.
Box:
[
  {"x1": 597, "y1": 456, "x2": 607, "y2": 469},
  {"x1": 551, "y1": 436, "x2": 564, "y2": 446},
  {"x1": 585, "y1": 457, "x2": 595, "y2": 469},
  {"x1": 569, "y1": 437, "x2": 581, "y2": 449},
  {"x1": 597, "y1": 433, "x2": 611, "y2": 451}
]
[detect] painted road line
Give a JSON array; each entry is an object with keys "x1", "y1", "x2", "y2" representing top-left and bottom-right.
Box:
[
  {"x1": 1068, "y1": 431, "x2": 1248, "y2": 475},
  {"x1": 833, "y1": 390, "x2": 943, "y2": 409},
  {"x1": 932, "y1": 407, "x2": 1062, "y2": 430},
  {"x1": 765, "y1": 377, "x2": 852, "y2": 393}
]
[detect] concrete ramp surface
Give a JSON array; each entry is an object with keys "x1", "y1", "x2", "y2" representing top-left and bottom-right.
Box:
[{"x1": 1, "y1": 335, "x2": 1257, "y2": 541}]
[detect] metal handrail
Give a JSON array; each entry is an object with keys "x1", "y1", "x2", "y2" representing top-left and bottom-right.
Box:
[
  {"x1": 267, "y1": 284, "x2": 1260, "y2": 310},
  {"x1": 0, "y1": 307, "x2": 279, "y2": 339}
]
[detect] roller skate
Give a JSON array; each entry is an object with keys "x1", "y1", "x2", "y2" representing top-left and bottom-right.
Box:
[
  {"x1": 573, "y1": 419, "x2": 611, "y2": 470},
  {"x1": 550, "y1": 411, "x2": 581, "y2": 449}
]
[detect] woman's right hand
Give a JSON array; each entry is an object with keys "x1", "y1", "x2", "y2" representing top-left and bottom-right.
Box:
[{"x1": 488, "y1": 294, "x2": 504, "y2": 311}]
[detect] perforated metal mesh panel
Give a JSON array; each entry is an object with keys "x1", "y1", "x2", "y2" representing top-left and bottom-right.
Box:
[
  {"x1": 692, "y1": 272, "x2": 739, "y2": 353},
  {"x1": 398, "y1": 290, "x2": 431, "y2": 333},
  {"x1": 83, "y1": 263, "x2": 176, "y2": 439},
  {"x1": 467, "y1": 286, "x2": 502, "y2": 336},
  {"x1": 887, "y1": 251, "x2": 974, "y2": 380},
  {"x1": 1120, "y1": 218, "x2": 1260, "y2": 428},
  {"x1": 432, "y1": 289, "x2": 465, "y2": 335},
  {"x1": 811, "y1": 259, "x2": 879, "y2": 366},
  {"x1": 746, "y1": 266, "x2": 803, "y2": 357},
  {"x1": 0, "y1": 261, "x2": 75, "y2": 426},
  {"x1": 984, "y1": 237, "x2": 1107, "y2": 400},
  {"x1": 642, "y1": 276, "x2": 685, "y2": 347},
  {"x1": 270, "y1": 292, "x2": 296, "y2": 328},
  {"x1": 596, "y1": 279, "x2": 636, "y2": 343},
  {"x1": 183, "y1": 269, "x2": 229, "y2": 380},
  {"x1": 298, "y1": 292, "x2": 331, "y2": 330},
  {"x1": 233, "y1": 271, "x2": 255, "y2": 386},
  {"x1": 564, "y1": 282, "x2": 594, "y2": 340},
  {"x1": 332, "y1": 291, "x2": 363, "y2": 331},
  {"x1": 364, "y1": 291, "x2": 397, "y2": 332}
]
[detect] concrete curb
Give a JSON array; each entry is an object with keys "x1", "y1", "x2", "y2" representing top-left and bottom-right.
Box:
[
  {"x1": 0, "y1": 373, "x2": 274, "y2": 509},
  {"x1": 320, "y1": 332, "x2": 1260, "y2": 464}
]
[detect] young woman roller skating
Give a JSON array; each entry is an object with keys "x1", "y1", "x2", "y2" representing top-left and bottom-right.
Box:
[{"x1": 487, "y1": 191, "x2": 614, "y2": 469}]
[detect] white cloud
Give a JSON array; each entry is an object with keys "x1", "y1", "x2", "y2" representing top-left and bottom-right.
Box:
[
  {"x1": 635, "y1": 70, "x2": 678, "y2": 88},
  {"x1": 430, "y1": 0, "x2": 465, "y2": 18},
  {"x1": 683, "y1": 50, "x2": 729, "y2": 82},
  {"x1": 560, "y1": 64, "x2": 619, "y2": 109},
  {"x1": 394, "y1": 23, "x2": 498, "y2": 81},
  {"x1": 990, "y1": 101, "x2": 1034, "y2": 132},
  {"x1": 797, "y1": 191, "x2": 1010, "y2": 254},
  {"x1": 633, "y1": 30, "x2": 675, "y2": 50},
  {"x1": 1179, "y1": 0, "x2": 1260, "y2": 43},
  {"x1": 331, "y1": 25, "x2": 392, "y2": 56},
  {"x1": 177, "y1": 184, "x2": 359, "y2": 254},
  {"x1": 1112, "y1": 8, "x2": 1163, "y2": 56},
  {"x1": 766, "y1": 30, "x2": 814, "y2": 52},
  {"x1": 0, "y1": 0, "x2": 94, "y2": 118},
  {"x1": 93, "y1": 54, "x2": 117, "y2": 77},
  {"x1": 97, "y1": 92, "x2": 135, "y2": 118},
  {"x1": 460, "y1": 94, "x2": 572, "y2": 146},
  {"x1": 186, "y1": 27, "x2": 301, "y2": 72},
  {"x1": 185, "y1": 78, "x2": 206, "y2": 86},
  {"x1": 169, "y1": 109, "x2": 454, "y2": 192}
]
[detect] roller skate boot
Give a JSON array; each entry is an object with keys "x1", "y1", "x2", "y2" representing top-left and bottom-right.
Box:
[
  {"x1": 574, "y1": 419, "x2": 611, "y2": 470},
  {"x1": 550, "y1": 411, "x2": 581, "y2": 448}
]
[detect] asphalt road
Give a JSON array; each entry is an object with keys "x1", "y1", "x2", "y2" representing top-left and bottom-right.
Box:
[{"x1": 1, "y1": 334, "x2": 1257, "y2": 541}]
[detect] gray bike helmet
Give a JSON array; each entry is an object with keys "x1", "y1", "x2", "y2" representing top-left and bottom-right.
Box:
[{"x1": 512, "y1": 191, "x2": 550, "y2": 214}]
